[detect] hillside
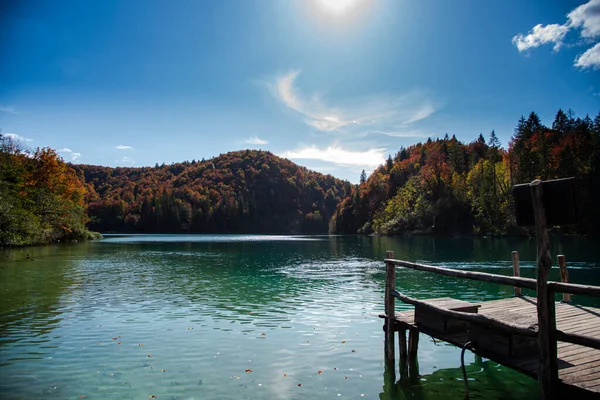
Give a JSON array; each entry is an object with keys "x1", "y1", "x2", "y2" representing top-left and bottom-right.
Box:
[
  {"x1": 75, "y1": 150, "x2": 351, "y2": 234},
  {"x1": 330, "y1": 109, "x2": 600, "y2": 236}
]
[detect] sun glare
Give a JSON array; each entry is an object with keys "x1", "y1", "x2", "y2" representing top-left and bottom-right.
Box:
[{"x1": 316, "y1": 0, "x2": 364, "y2": 14}]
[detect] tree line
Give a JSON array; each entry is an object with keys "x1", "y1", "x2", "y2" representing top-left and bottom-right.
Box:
[
  {"x1": 330, "y1": 109, "x2": 600, "y2": 236},
  {"x1": 0, "y1": 134, "x2": 99, "y2": 246}
]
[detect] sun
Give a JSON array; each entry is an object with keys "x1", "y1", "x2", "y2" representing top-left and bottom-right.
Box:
[{"x1": 315, "y1": 0, "x2": 364, "y2": 14}]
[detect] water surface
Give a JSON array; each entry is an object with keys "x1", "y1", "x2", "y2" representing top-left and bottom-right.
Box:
[{"x1": 1, "y1": 234, "x2": 599, "y2": 399}]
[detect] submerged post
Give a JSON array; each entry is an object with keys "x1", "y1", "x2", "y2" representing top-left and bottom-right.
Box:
[
  {"x1": 385, "y1": 250, "x2": 396, "y2": 367},
  {"x1": 512, "y1": 251, "x2": 522, "y2": 297},
  {"x1": 558, "y1": 255, "x2": 571, "y2": 303},
  {"x1": 531, "y1": 180, "x2": 558, "y2": 399}
]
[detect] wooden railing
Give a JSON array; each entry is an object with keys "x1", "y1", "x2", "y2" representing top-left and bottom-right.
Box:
[{"x1": 384, "y1": 253, "x2": 600, "y2": 398}]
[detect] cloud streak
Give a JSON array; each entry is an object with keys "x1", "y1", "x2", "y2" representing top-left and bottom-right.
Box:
[
  {"x1": 246, "y1": 136, "x2": 268, "y2": 145},
  {"x1": 512, "y1": 0, "x2": 600, "y2": 69},
  {"x1": 0, "y1": 106, "x2": 19, "y2": 115},
  {"x1": 267, "y1": 70, "x2": 437, "y2": 134},
  {"x1": 280, "y1": 145, "x2": 385, "y2": 168},
  {"x1": 116, "y1": 145, "x2": 133, "y2": 150},
  {"x1": 57, "y1": 147, "x2": 81, "y2": 162}
]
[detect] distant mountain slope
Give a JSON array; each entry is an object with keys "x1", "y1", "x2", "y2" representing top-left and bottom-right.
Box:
[{"x1": 74, "y1": 150, "x2": 351, "y2": 233}]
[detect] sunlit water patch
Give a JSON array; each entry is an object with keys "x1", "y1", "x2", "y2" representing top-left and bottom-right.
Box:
[{"x1": 1, "y1": 234, "x2": 599, "y2": 399}]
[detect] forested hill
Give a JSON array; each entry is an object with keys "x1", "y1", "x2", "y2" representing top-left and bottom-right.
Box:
[
  {"x1": 330, "y1": 109, "x2": 600, "y2": 236},
  {"x1": 75, "y1": 150, "x2": 351, "y2": 234}
]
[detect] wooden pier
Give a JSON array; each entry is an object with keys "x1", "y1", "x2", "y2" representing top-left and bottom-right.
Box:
[{"x1": 382, "y1": 253, "x2": 600, "y2": 399}]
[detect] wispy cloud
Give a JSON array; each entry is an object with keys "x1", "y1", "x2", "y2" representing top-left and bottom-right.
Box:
[
  {"x1": 116, "y1": 156, "x2": 135, "y2": 166},
  {"x1": 512, "y1": 24, "x2": 569, "y2": 52},
  {"x1": 0, "y1": 106, "x2": 19, "y2": 115},
  {"x1": 266, "y1": 70, "x2": 437, "y2": 134},
  {"x1": 57, "y1": 147, "x2": 81, "y2": 161},
  {"x1": 246, "y1": 136, "x2": 268, "y2": 145},
  {"x1": 116, "y1": 145, "x2": 133, "y2": 150},
  {"x1": 3, "y1": 133, "x2": 33, "y2": 142},
  {"x1": 280, "y1": 145, "x2": 385, "y2": 168},
  {"x1": 512, "y1": 0, "x2": 600, "y2": 69}
]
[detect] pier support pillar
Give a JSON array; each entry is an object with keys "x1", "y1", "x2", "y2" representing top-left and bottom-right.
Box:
[
  {"x1": 408, "y1": 327, "x2": 419, "y2": 360},
  {"x1": 385, "y1": 250, "x2": 396, "y2": 368}
]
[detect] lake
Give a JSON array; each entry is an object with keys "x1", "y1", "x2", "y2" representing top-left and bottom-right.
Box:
[{"x1": 1, "y1": 234, "x2": 599, "y2": 399}]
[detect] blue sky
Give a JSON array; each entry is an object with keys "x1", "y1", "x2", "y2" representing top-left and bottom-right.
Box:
[{"x1": 1, "y1": 0, "x2": 599, "y2": 182}]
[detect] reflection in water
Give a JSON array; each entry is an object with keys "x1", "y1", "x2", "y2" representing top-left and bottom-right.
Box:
[
  {"x1": 382, "y1": 355, "x2": 539, "y2": 400},
  {"x1": 0, "y1": 234, "x2": 597, "y2": 399}
]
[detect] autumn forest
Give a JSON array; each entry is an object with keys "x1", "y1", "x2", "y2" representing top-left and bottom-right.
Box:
[{"x1": 1, "y1": 108, "x2": 599, "y2": 246}]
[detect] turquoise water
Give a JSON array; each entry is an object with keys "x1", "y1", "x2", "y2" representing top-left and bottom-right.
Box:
[{"x1": 1, "y1": 235, "x2": 599, "y2": 399}]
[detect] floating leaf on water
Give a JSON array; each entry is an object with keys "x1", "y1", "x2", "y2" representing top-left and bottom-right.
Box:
[{"x1": 245, "y1": 369, "x2": 252, "y2": 373}]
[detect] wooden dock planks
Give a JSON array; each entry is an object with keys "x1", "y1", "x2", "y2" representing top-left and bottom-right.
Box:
[{"x1": 386, "y1": 296, "x2": 600, "y2": 395}]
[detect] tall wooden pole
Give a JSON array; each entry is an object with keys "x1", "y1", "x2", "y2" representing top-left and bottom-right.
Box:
[
  {"x1": 385, "y1": 250, "x2": 396, "y2": 368},
  {"x1": 531, "y1": 180, "x2": 558, "y2": 399},
  {"x1": 512, "y1": 251, "x2": 522, "y2": 297}
]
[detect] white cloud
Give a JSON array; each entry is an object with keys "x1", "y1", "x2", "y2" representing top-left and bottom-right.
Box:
[
  {"x1": 246, "y1": 136, "x2": 268, "y2": 145},
  {"x1": 116, "y1": 156, "x2": 135, "y2": 166},
  {"x1": 280, "y1": 145, "x2": 385, "y2": 167},
  {"x1": 512, "y1": 23, "x2": 569, "y2": 52},
  {"x1": 575, "y1": 42, "x2": 600, "y2": 69},
  {"x1": 57, "y1": 147, "x2": 81, "y2": 161},
  {"x1": 0, "y1": 106, "x2": 19, "y2": 115},
  {"x1": 512, "y1": 0, "x2": 600, "y2": 70},
  {"x1": 3, "y1": 133, "x2": 33, "y2": 142},
  {"x1": 267, "y1": 70, "x2": 437, "y2": 133},
  {"x1": 568, "y1": 0, "x2": 600, "y2": 39},
  {"x1": 116, "y1": 145, "x2": 133, "y2": 150}
]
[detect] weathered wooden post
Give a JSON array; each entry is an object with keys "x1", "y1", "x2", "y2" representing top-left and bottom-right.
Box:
[
  {"x1": 385, "y1": 250, "x2": 396, "y2": 367},
  {"x1": 513, "y1": 177, "x2": 578, "y2": 400},
  {"x1": 558, "y1": 255, "x2": 571, "y2": 303},
  {"x1": 530, "y1": 180, "x2": 558, "y2": 399},
  {"x1": 512, "y1": 251, "x2": 522, "y2": 297}
]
